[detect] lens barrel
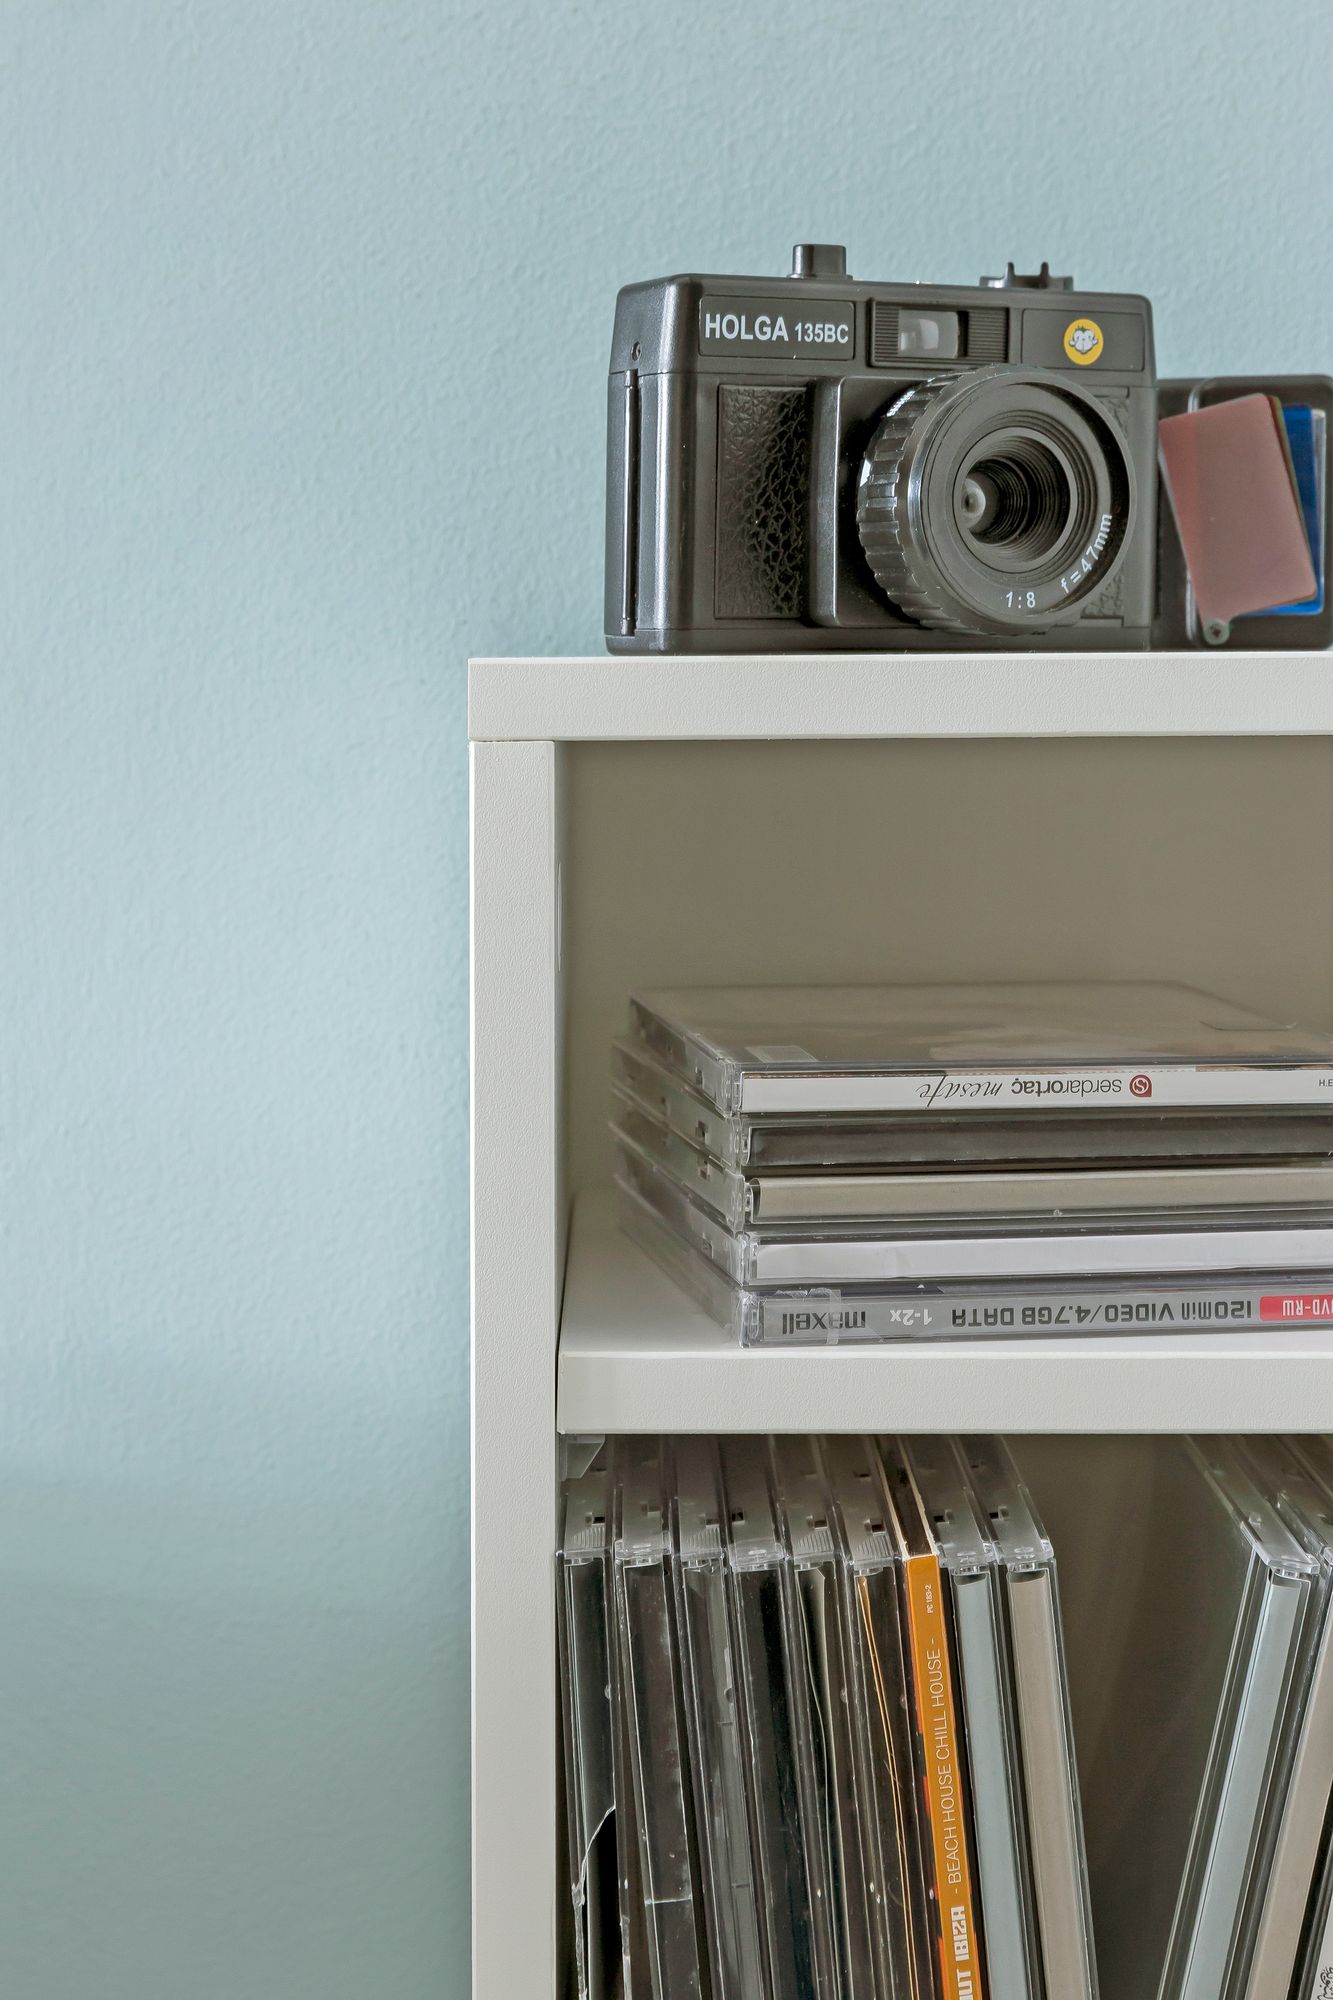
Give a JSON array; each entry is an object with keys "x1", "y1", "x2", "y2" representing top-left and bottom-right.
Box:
[{"x1": 856, "y1": 366, "x2": 1135, "y2": 635}]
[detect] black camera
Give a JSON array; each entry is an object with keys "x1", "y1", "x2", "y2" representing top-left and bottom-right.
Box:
[{"x1": 605, "y1": 244, "x2": 1332, "y2": 654}]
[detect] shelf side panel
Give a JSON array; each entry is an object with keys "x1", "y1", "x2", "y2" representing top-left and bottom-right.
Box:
[{"x1": 471, "y1": 739, "x2": 562, "y2": 1999}]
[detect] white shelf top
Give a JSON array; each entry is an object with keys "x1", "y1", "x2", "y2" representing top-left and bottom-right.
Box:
[
  {"x1": 470, "y1": 652, "x2": 1331, "y2": 743},
  {"x1": 558, "y1": 1190, "x2": 1333, "y2": 1436}
]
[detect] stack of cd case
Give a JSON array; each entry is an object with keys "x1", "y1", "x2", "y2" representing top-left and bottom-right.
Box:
[
  {"x1": 610, "y1": 981, "x2": 1333, "y2": 1345},
  {"x1": 560, "y1": 1433, "x2": 1333, "y2": 2000},
  {"x1": 558, "y1": 1433, "x2": 1093, "y2": 2000}
]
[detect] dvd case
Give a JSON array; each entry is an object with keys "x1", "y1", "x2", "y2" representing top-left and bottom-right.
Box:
[
  {"x1": 616, "y1": 1133, "x2": 1333, "y2": 1287},
  {"x1": 903, "y1": 1438, "x2": 1043, "y2": 2000},
  {"x1": 670, "y1": 1437, "x2": 766, "y2": 2000},
  {"x1": 619, "y1": 1174, "x2": 1333, "y2": 1348},
  {"x1": 613, "y1": 1439, "x2": 710, "y2": 2000},
  {"x1": 613, "y1": 1093, "x2": 1333, "y2": 1229},
  {"x1": 628, "y1": 982, "x2": 1333, "y2": 1117},
  {"x1": 959, "y1": 1437, "x2": 1098, "y2": 2000},
  {"x1": 614, "y1": 1034, "x2": 1333, "y2": 1172}
]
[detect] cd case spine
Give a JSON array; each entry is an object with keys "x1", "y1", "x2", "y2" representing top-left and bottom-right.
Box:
[
  {"x1": 613, "y1": 1096, "x2": 750, "y2": 1230},
  {"x1": 613, "y1": 1440, "x2": 710, "y2": 2000},
  {"x1": 613, "y1": 1037, "x2": 750, "y2": 1166},
  {"x1": 628, "y1": 998, "x2": 743, "y2": 1114}
]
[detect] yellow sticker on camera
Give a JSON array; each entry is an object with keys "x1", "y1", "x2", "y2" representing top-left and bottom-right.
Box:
[{"x1": 1063, "y1": 317, "x2": 1104, "y2": 366}]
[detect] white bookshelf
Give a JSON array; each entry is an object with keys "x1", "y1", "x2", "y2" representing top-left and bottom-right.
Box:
[{"x1": 470, "y1": 653, "x2": 1333, "y2": 2000}]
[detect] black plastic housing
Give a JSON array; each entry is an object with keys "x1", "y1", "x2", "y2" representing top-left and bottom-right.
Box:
[{"x1": 605, "y1": 254, "x2": 1158, "y2": 654}]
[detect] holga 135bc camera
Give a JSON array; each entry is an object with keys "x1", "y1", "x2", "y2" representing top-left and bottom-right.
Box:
[{"x1": 605, "y1": 244, "x2": 1332, "y2": 653}]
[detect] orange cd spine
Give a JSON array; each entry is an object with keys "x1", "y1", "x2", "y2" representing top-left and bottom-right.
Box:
[{"x1": 903, "y1": 1550, "x2": 986, "y2": 2000}]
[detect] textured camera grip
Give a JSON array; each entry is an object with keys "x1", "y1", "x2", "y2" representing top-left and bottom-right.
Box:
[{"x1": 715, "y1": 386, "x2": 810, "y2": 620}]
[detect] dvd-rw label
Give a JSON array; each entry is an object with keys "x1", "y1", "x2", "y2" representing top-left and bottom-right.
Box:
[
  {"x1": 763, "y1": 1282, "x2": 1333, "y2": 1344},
  {"x1": 1261, "y1": 1292, "x2": 1333, "y2": 1319}
]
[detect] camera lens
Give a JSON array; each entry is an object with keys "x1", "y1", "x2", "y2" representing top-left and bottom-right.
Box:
[
  {"x1": 959, "y1": 441, "x2": 1071, "y2": 557},
  {"x1": 856, "y1": 367, "x2": 1135, "y2": 636}
]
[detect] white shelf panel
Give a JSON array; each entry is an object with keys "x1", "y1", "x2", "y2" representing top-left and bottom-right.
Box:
[
  {"x1": 470, "y1": 652, "x2": 1333, "y2": 744},
  {"x1": 559, "y1": 1190, "x2": 1333, "y2": 1436}
]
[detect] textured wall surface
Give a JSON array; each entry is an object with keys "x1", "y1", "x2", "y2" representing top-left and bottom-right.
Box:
[{"x1": 3, "y1": 1, "x2": 1332, "y2": 1993}]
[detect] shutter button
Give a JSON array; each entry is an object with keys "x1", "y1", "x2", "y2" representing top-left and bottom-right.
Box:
[{"x1": 791, "y1": 244, "x2": 848, "y2": 279}]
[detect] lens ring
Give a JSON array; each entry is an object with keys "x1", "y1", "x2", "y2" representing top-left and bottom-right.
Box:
[{"x1": 856, "y1": 366, "x2": 1136, "y2": 635}]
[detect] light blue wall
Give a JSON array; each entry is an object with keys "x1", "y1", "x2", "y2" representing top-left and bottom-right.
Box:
[{"x1": 4, "y1": 2, "x2": 1331, "y2": 1992}]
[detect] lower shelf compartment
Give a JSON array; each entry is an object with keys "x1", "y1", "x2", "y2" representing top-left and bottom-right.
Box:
[
  {"x1": 560, "y1": 1431, "x2": 1333, "y2": 2000},
  {"x1": 559, "y1": 1190, "x2": 1333, "y2": 1436}
]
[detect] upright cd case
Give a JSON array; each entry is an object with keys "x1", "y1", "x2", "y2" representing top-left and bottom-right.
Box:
[
  {"x1": 959, "y1": 1436, "x2": 1099, "y2": 2000},
  {"x1": 1291, "y1": 1436, "x2": 1333, "y2": 2000},
  {"x1": 879, "y1": 1441, "x2": 987, "y2": 2000},
  {"x1": 613, "y1": 1439, "x2": 709, "y2": 2000},
  {"x1": 628, "y1": 981, "x2": 1333, "y2": 1116},
  {"x1": 1155, "y1": 1440, "x2": 1325, "y2": 2000},
  {"x1": 903, "y1": 1437, "x2": 1043, "y2": 2000},
  {"x1": 558, "y1": 1457, "x2": 619, "y2": 2000},
  {"x1": 771, "y1": 1435, "x2": 883, "y2": 1999},
  {"x1": 1231, "y1": 1436, "x2": 1333, "y2": 2000},
  {"x1": 821, "y1": 1435, "x2": 937, "y2": 2000},
  {"x1": 718, "y1": 1435, "x2": 838, "y2": 2000},
  {"x1": 1297, "y1": 1846, "x2": 1333, "y2": 2000},
  {"x1": 670, "y1": 1437, "x2": 765, "y2": 2000}
]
